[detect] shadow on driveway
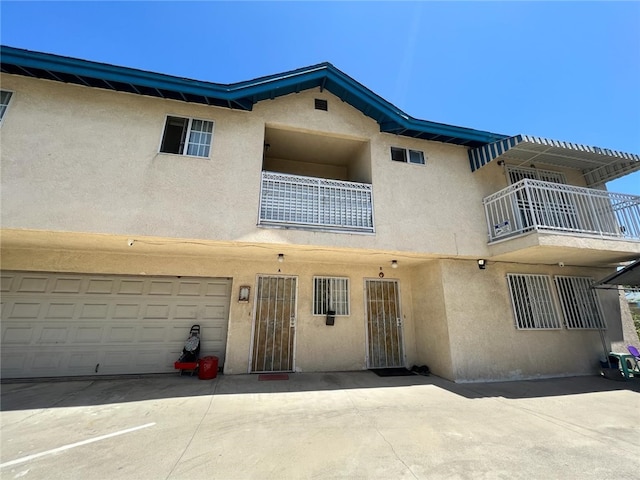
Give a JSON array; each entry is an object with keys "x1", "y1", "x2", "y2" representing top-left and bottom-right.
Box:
[{"x1": 2, "y1": 371, "x2": 639, "y2": 411}]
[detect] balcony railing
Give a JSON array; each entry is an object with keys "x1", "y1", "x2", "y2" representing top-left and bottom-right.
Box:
[
  {"x1": 483, "y1": 179, "x2": 640, "y2": 243},
  {"x1": 258, "y1": 171, "x2": 374, "y2": 233}
]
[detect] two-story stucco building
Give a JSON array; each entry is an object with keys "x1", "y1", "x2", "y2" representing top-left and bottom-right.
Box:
[{"x1": 1, "y1": 46, "x2": 639, "y2": 381}]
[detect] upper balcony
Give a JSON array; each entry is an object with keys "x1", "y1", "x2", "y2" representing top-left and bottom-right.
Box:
[
  {"x1": 483, "y1": 179, "x2": 640, "y2": 264},
  {"x1": 257, "y1": 125, "x2": 373, "y2": 234},
  {"x1": 258, "y1": 171, "x2": 374, "y2": 233}
]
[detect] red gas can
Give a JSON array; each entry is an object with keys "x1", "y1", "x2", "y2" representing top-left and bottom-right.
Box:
[{"x1": 198, "y1": 356, "x2": 219, "y2": 380}]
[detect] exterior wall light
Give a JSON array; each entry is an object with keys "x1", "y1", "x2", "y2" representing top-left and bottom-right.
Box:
[
  {"x1": 477, "y1": 259, "x2": 486, "y2": 270},
  {"x1": 391, "y1": 260, "x2": 398, "y2": 269},
  {"x1": 278, "y1": 253, "x2": 284, "y2": 263}
]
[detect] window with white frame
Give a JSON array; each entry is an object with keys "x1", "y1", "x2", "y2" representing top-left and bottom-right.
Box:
[
  {"x1": 160, "y1": 116, "x2": 214, "y2": 157},
  {"x1": 390, "y1": 147, "x2": 425, "y2": 165},
  {"x1": 0, "y1": 90, "x2": 13, "y2": 124},
  {"x1": 507, "y1": 274, "x2": 561, "y2": 329},
  {"x1": 313, "y1": 277, "x2": 350, "y2": 316},
  {"x1": 554, "y1": 276, "x2": 605, "y2": 329},
  {"x1": 507, "y1": 165, "x2": 567, "y2": 185}
]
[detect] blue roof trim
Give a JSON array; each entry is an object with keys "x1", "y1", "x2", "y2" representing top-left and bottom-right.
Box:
[{"x1": 0, "y1": 45, "x2": 506, "y2": 147}]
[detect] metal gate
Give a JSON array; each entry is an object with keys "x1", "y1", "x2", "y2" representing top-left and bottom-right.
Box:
[
  {"x1": 250, "y1": 275, "x2": 297, "y2": 372},
  {"x1": 365, "y1": 279, "x2": 405, "y2": 368}
]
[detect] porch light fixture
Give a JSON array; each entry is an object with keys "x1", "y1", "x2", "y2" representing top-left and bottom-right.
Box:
[
  {"x1": 477, "y1": 259, "x2": 486, "y2": 270},
  {"x1": 278, "y1": 253, "x2": 284, "y2": 263},
  {"x1": 391, "y1": 260, "x2": 398, "y2": 269}
]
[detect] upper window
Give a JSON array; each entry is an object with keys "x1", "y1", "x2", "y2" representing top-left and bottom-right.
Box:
[
  {"x1": 0, "y1": 90, "x2": 13, "y2": 124},
  {"x1": 391, "y1": 147, "x2": 425, "y2": 165},
  {"x1": 160, "y1": 116, "x2": 213, "y2": 157},
  {"x1": 507, "y1": 274, "x2": 561, "y2": 329},
  {"x1": 554, "y1": 276, "x2": 605, "y2": 329},
  {"x1": 507, "y1": 165, "x2": 566, "y2": 184},
  {"x1": 313, "y1": 277, "x2": 350, "y2": 316}
]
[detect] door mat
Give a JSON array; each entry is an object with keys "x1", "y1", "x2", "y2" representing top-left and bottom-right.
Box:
[
  {"x1": 370, "y1": 368, "x2": 416, "y2": 377},
  {"x1": 258, "y1": 373, "x2": 289, "y2": 381}
]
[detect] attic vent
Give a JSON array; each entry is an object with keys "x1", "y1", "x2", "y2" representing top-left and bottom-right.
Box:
[{"x1": 314, "y1": 99, "x2": 328, "y2": 111}]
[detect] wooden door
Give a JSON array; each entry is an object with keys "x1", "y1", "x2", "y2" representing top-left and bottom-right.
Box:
[
  {"x1": 250, "y1": 276, "x2": 297, "y2": 372},
  {"x1": 365, "y1": 279, "x2": 405, "y2": 368}
]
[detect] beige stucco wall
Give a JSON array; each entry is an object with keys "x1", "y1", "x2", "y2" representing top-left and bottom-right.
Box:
[
  {"x1": 439, "y1": 259, "x2": 621, "y2": 381},
  {"x1": 0, "y1": 246, "x2": 418, "y2": 374},
  {"x1": 1, "y1": 73, "x2": 634, "y2": 382},
  {"x1": 0, "y1": 73, "x2": 496, "y2": 259},
  {"x1": 410, "y1": 261, "x2": 454, "y2": 379}
]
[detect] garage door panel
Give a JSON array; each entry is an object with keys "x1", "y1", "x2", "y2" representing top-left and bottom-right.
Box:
[
  {"x1": 139, "y1": 326, "x2": 167, "y2": 342},
  {"x1": 32, "y1": 351, "x2": 64, "y2": 370},
  {"x1": 68, "y1": 352, "x2": 100, "y2": 371},
  {"x1": 80, "y1": 303, "x2": 109, "y2": 318},
  {"x1": 113, "y1": 304, "x2": 140, "y2": 319},
  {"x1": 205, "y1": 281, "x2": 231, "y2": 297},
  {"x1": 17, "y1": 276, "x2": 49, "y2": 293},
  {"x1": 177, "y1": 281, "x2": 203, "y2": 296},
  {"x1": 1, "y1": 272, "x2": 231, "y2": 378},
  {"x1": 106, "y1": 326, "x2": 137, "y2": 343},
  {"x1": 47, "y1": 303, "x2": 76, "y2": 318},
  {"x1": 2, "y1": 326, "x2": 34, "y2": 344},
  {"x1": 1, "y1": 275, "x2": 15, "y2": 292},
  {"x1": 87, "y1": 279, "x2": 115, "y2": 294},
  {"x1": 75, "y1": 326, "x2": 104, "y2": 343},
  {"x1": 1, "y1": 350, "x2": 28, "y2": 372},
  {"x1": 8, "y1": 302, "x2": 42, "y2": 319},
  {"x1": 144, "y1": 304, "x2": 171, "y2": 319},
  {"x1": 118, "y1": 280, "x2": 146, "y2": 295},
  {"x1": 52, "y1": 278, "x2": 84, "y2": 294},
  {"x1": 174, "y1": 304, "x2": 200, "y2": 319},
  {"x1": 39, "y1": 326, "x2": 70, "y2": 344},
  {"x1": 149, "y1": 281, "x2": 174, "y2": 295}
]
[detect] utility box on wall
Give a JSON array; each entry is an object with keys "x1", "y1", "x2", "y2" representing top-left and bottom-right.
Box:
[{"x1": 326, "y1": 310, "x2": 335, "y2": 326}]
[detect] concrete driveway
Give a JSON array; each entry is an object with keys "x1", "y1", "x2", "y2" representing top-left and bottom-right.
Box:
[{"x1": 1, "y1": 372, "x2": 639, "y2": 480}]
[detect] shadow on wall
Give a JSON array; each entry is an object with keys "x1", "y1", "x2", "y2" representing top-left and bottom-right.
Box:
[{"x1": 1, "y1": 371, "x2": 639, "y2": 412}]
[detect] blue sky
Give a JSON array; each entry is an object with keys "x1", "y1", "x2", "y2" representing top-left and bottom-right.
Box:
[{"x1": 2, "y1": 1, "x2": 639, "y2": 193}]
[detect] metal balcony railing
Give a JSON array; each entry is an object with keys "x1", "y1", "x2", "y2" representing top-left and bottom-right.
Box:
[
  {"x1": 258, "y1": 171, "x2": 374, "y2": 233},
  {"x1": 483, "y1": 179, "x2": 640, "y2": 243}
]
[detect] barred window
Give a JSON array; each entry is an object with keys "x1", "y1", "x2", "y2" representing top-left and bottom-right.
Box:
[
  {"x1": 160, "y1": 115, "x2": 214, "y2": 158},
  {"x1": 0, "y1": 90, "x2": 13, "y2": 123},
  {"x1": 313, "y1": 277, "x2": 349, "y2": 316},
  {"x1": 507, "y1": 274, "x2": 561, "y2": 329},
  {"x1": 554, "y1": 276, "x2": 605, "y2": 329}
]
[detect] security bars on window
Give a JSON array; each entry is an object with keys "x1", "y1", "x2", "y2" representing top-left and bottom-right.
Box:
[
  {"x1": 507, "y1": 274, "x2": 561, "y2": 329},
  {"x1": 554, "y1": 276, "x2": 605, "y2": 329},
  {"x1": 313, "y1": 277, "x2": 349, "y2": 315},
  {"x1": 160, "y1": 116, "x2": 213, "y2": 157}
]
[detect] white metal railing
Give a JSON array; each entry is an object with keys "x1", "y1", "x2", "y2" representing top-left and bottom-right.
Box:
[
  {"x1": 483, "y1": 179, "x2": 640, "y2": 242},
  {"x1": 258, "y1": 171, "x2": 374, "y2": 233}
]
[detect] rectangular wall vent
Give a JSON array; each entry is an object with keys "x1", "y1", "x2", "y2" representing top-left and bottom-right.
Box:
[{"x1": 314, "y1": 99, "x2": 328, "y2": 111}]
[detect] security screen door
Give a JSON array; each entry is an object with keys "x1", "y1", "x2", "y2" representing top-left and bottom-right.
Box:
[
  {"x1": 251, "y1": 276, "x2": 297, "y2": 372},
  {"x1": 365, "y1": 279, "x2": 405, "y2": 368}
]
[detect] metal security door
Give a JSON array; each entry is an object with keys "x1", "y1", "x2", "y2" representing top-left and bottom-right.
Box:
[
  {"x1": 365, "y1": 279, "x2": 404, "y2": 368},
  {"x1": 250, "y1": 276, "x2": 297, "y2": 372}
]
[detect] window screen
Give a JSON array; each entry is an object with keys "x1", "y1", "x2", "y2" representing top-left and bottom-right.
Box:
[{"x1": 313, "y1": 277, "x2": 350, "y2": 316}]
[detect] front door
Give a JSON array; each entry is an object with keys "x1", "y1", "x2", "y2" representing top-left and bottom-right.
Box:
[
  {"x1": 365, "y1": 279, "x2": 405, "y2": 368},
  {"x1": 250, "y1": 275, "x2": 297, "y2": 372}
]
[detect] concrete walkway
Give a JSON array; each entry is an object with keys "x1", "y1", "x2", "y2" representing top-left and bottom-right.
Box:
[{"x1": 1, "y1": 372, "x2": 639, "y2": 479}]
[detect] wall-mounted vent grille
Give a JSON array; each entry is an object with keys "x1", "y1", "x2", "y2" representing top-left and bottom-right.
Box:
[{"x1": 314, "y1": 99, "x2": 328, "y2": 111}]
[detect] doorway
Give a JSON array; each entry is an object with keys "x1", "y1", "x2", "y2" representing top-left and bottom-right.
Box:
[
  {"x1": 250, "y1": 275, "x2": 297, "y2": 372},
  {"x1": 365, "y1": 279, "x2": 405, "y2": 368}
]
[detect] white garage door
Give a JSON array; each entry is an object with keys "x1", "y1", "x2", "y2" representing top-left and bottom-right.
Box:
[{"x1": 0, "y1": 271, "x2": 232, "y2": 379}]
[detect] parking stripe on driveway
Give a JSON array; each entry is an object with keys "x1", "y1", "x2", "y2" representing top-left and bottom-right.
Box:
[{"x1": 0, "y1": 422, "x2": 156, "y2": 469}]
